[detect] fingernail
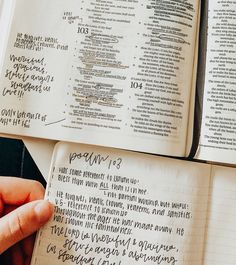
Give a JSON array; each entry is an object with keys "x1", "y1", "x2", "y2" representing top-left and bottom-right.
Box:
[{"x1": 34, "y1": 201, "x2": 54, "y2": 223}]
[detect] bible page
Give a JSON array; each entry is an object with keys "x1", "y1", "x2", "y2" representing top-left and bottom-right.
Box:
[
  {"x1": 203, "y1": 165, "x2": 236, "y2": 265},
  {"x1": 197, "y1": 0, "x2": 236, "y2": 164},
  {"x1": 0, "y1": 0, "x2": 200, "y2": 157},
  {"x1": 31, "y1": 142, "x2": 211, "y2": 265}
]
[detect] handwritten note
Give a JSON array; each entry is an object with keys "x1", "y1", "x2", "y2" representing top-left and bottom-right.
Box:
[
  {"x1": 3, "y1": 54, "x2": 54, "y2": 100},
  {"x1": 31, "y1": 143, "x2": 210, "y2": 265}
]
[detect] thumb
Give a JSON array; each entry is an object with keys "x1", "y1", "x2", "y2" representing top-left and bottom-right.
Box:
[{"x1": 0, "y1": 200, "x2": 54, "y2": 254}]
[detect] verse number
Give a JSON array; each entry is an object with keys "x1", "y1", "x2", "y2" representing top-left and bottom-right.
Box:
[
  {"x1": 108, "y1": 158, "x2": 122, "y2": 170},
  {"x1": 78, "y1": 27, "x2": 89, "y2": 34},
  {"x1": 131, "y1": 81, "x2": 143, "y2": 89}
]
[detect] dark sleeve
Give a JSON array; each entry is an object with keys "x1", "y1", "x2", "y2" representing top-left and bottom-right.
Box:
[{"x1": 0, "y1": 137, "x2": 46, "y2": 187}]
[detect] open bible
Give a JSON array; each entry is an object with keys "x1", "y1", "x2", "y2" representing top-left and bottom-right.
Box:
[
  {"x1": 31, "y1": 142, "x2": 236, "y2": 265},
  {"x1": 0, "y1": 0, "x2": 236, "y2": 164}
]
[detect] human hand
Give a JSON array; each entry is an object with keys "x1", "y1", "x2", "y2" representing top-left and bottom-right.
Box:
[{"x1": 0, "y1": 177, "x2": 54, "y2": 265}]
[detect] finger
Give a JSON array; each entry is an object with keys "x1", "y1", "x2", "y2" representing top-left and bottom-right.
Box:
[
  {"x1": 0, "y1": 200, "x2": 54, "y2": 254},
  {"x1": 0, "y1": 177, "x2": 45, "y2": 206},
  {"x1": 22, "y1": 235, "x2": 35, "y2": 265},
  {"x1": 11, "y1": 243, "x2": 24, "y2": 265},
  {"x1": 22, "y1": 234, "x2": 35, "y2": 257},
  {"x1": 0, "y1": 199, "x2": 3, "y2": 217},
  {"x1": 25, "y1": 256, "x2": 31, "y2": 265},
  {"x1": 4, "y1": 205, "x2": 17, "y2": 215}
]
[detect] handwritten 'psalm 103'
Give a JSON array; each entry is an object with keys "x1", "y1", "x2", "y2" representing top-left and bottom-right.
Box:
[{"x1": 69, "y1": 151, "x2": 122, "y2": 170}]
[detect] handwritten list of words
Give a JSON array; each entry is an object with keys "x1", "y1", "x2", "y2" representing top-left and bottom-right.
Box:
[
  {"x1": 31, "y1": 143, "x2": 210, "y2": 265},
  {"x1": 3, "y1": 54, "x2": 54, "y2": 100}
]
